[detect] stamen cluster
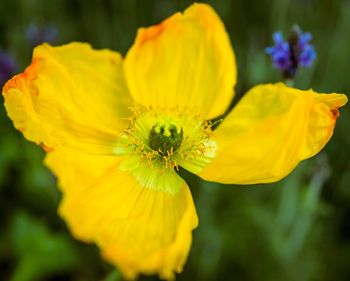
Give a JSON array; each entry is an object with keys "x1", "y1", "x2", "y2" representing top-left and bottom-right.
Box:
[{"x1": 114, "y1": 107, "x2": 215, "y2": 172}]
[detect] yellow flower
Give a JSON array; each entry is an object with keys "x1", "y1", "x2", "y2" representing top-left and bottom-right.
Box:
[{"x1": 2, "y1": 3, "x2": 347, "y2": 280}]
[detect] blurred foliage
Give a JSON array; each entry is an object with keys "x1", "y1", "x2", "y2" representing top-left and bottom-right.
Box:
[{"x1": 0, "y1": 0, "x2": 349, "y2": 280}]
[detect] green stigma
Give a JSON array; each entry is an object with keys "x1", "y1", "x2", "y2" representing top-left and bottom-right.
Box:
[{"x1": 149, "y1": 121, "x2": 183, "y2": 155}]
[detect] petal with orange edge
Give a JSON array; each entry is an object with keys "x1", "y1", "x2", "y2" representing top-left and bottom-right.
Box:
[
  {"x1": 124, "y1": 3, "x2": 236, "y2": 119},
  {"x1": 3, "y1": 42, "x2": 131, "y2": 154},
  {"x1": 199, "y1": 83, "x2": 347, "y2": 184},
  {"x1": 56, "y1": 160, "x2": 198, "y2": 280}
]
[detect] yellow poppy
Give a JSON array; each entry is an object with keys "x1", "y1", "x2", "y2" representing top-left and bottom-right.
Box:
[{"x1": 2, "y1": 3, "x2": 347, "y2": 280}]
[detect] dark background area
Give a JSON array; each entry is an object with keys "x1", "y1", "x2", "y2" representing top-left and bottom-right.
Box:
[{"x1": 0, "y1": 0, "x2": 349, "y2": 280}]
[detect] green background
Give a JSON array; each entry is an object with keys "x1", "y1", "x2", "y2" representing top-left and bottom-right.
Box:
[{"x1": 0, "y1": 0, "x2": 349, "y2": 280}]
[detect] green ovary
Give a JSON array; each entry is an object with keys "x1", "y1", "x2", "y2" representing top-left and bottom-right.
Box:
[{"x1": 149, "y1": 121, "x2": 183, "y2": 155}]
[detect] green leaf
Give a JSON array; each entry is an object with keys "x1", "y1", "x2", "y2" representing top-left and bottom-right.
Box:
[{"x1": 10, "y1": 211, "x2": 79, "y2": 281}]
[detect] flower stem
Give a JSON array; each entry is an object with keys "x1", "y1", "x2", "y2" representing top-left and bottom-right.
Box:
[{"x1": 103, "y1": 269, "x2": 122, "y2": 281}]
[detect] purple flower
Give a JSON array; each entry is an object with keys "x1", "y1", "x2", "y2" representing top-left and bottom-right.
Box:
[
  {"x1": 299, "y1": 44, "x2": 316, "y2": 67},
  {"x1": 266, "y1": 26, "x2": 317, "y2": 78},
  {"x1": 0, "y1": 50, "x2": 16, "y2": 87},
  {"x1": 266, "y1": 32, "x2": 291, "y2": 70},
  {"x1": 298, "y1": 32, "x2": 312, "y2": 48},
  {"x1": 26, "y1": 24, "x2": 58, "y2": 47}
]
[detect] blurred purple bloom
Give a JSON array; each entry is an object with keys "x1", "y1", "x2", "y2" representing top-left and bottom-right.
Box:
[
  {"x1": 266, "y1": 32, "x2": 291, "y2": 70},
  {"x1": 299, "y1": 44, "x2": 317, "y2": 67},
  {"x1": 0, "y1": 50, "x2": 16, "y2": 86},
  {"x1": 265, "y1": 26, "x2": 316, "y2": 78},
  {"x1": 272, "y1": 52, "x2": 292, "y2": 70},
  {"x1": 298, "y1": 32, "x2": 312, "y2": 48},
  {"x1": 26, "y1": 24, "x2": 58, "y2": 47}
]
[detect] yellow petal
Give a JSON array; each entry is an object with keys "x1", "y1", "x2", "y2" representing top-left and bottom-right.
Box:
[
  {"x1": 58, "y1": 162, "x2": 198, "y2": 280},
  {"x1": 199, "y1": 83, "x2": 348, "y2": 184},
  {"x1": 124, "y1": 3, "x2": 236, "y2": 119},
  {"x1": 3, "y1": 42, "x2": 131, "y2": 154},
  {"x1": 44, "y1": 148, "x2": 120, "y2": 197}
]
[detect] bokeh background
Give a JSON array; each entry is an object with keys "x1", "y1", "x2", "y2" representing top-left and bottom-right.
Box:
[{"x1": 0, "y1": 0, "x2": 349, "y2": 280}]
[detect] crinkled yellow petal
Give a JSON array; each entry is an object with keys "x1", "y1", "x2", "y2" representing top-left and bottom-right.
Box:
[
  {"x1": 124, "y1": 3, "x2": 236, "y2": 119},
  {"x1": 3, "y1": 42, "x2": 131, "y2": 154},
  {"x1": 44, "y1": 148, "x2": 120, "y2": 198},
  {"x1": 199, "y1": 83, "x2": 348, "y2": 184},
  {"x1": 56, "y1": 161, "x2": 198, "y2": 280}
]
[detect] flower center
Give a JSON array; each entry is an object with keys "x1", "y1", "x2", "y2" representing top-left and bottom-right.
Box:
[
  {"x1": 114, "y1": 107, "x2": 217, "y2": 193},
  {"x1": 149, "y1": 121, "x2": 183, "y2": 155}
]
